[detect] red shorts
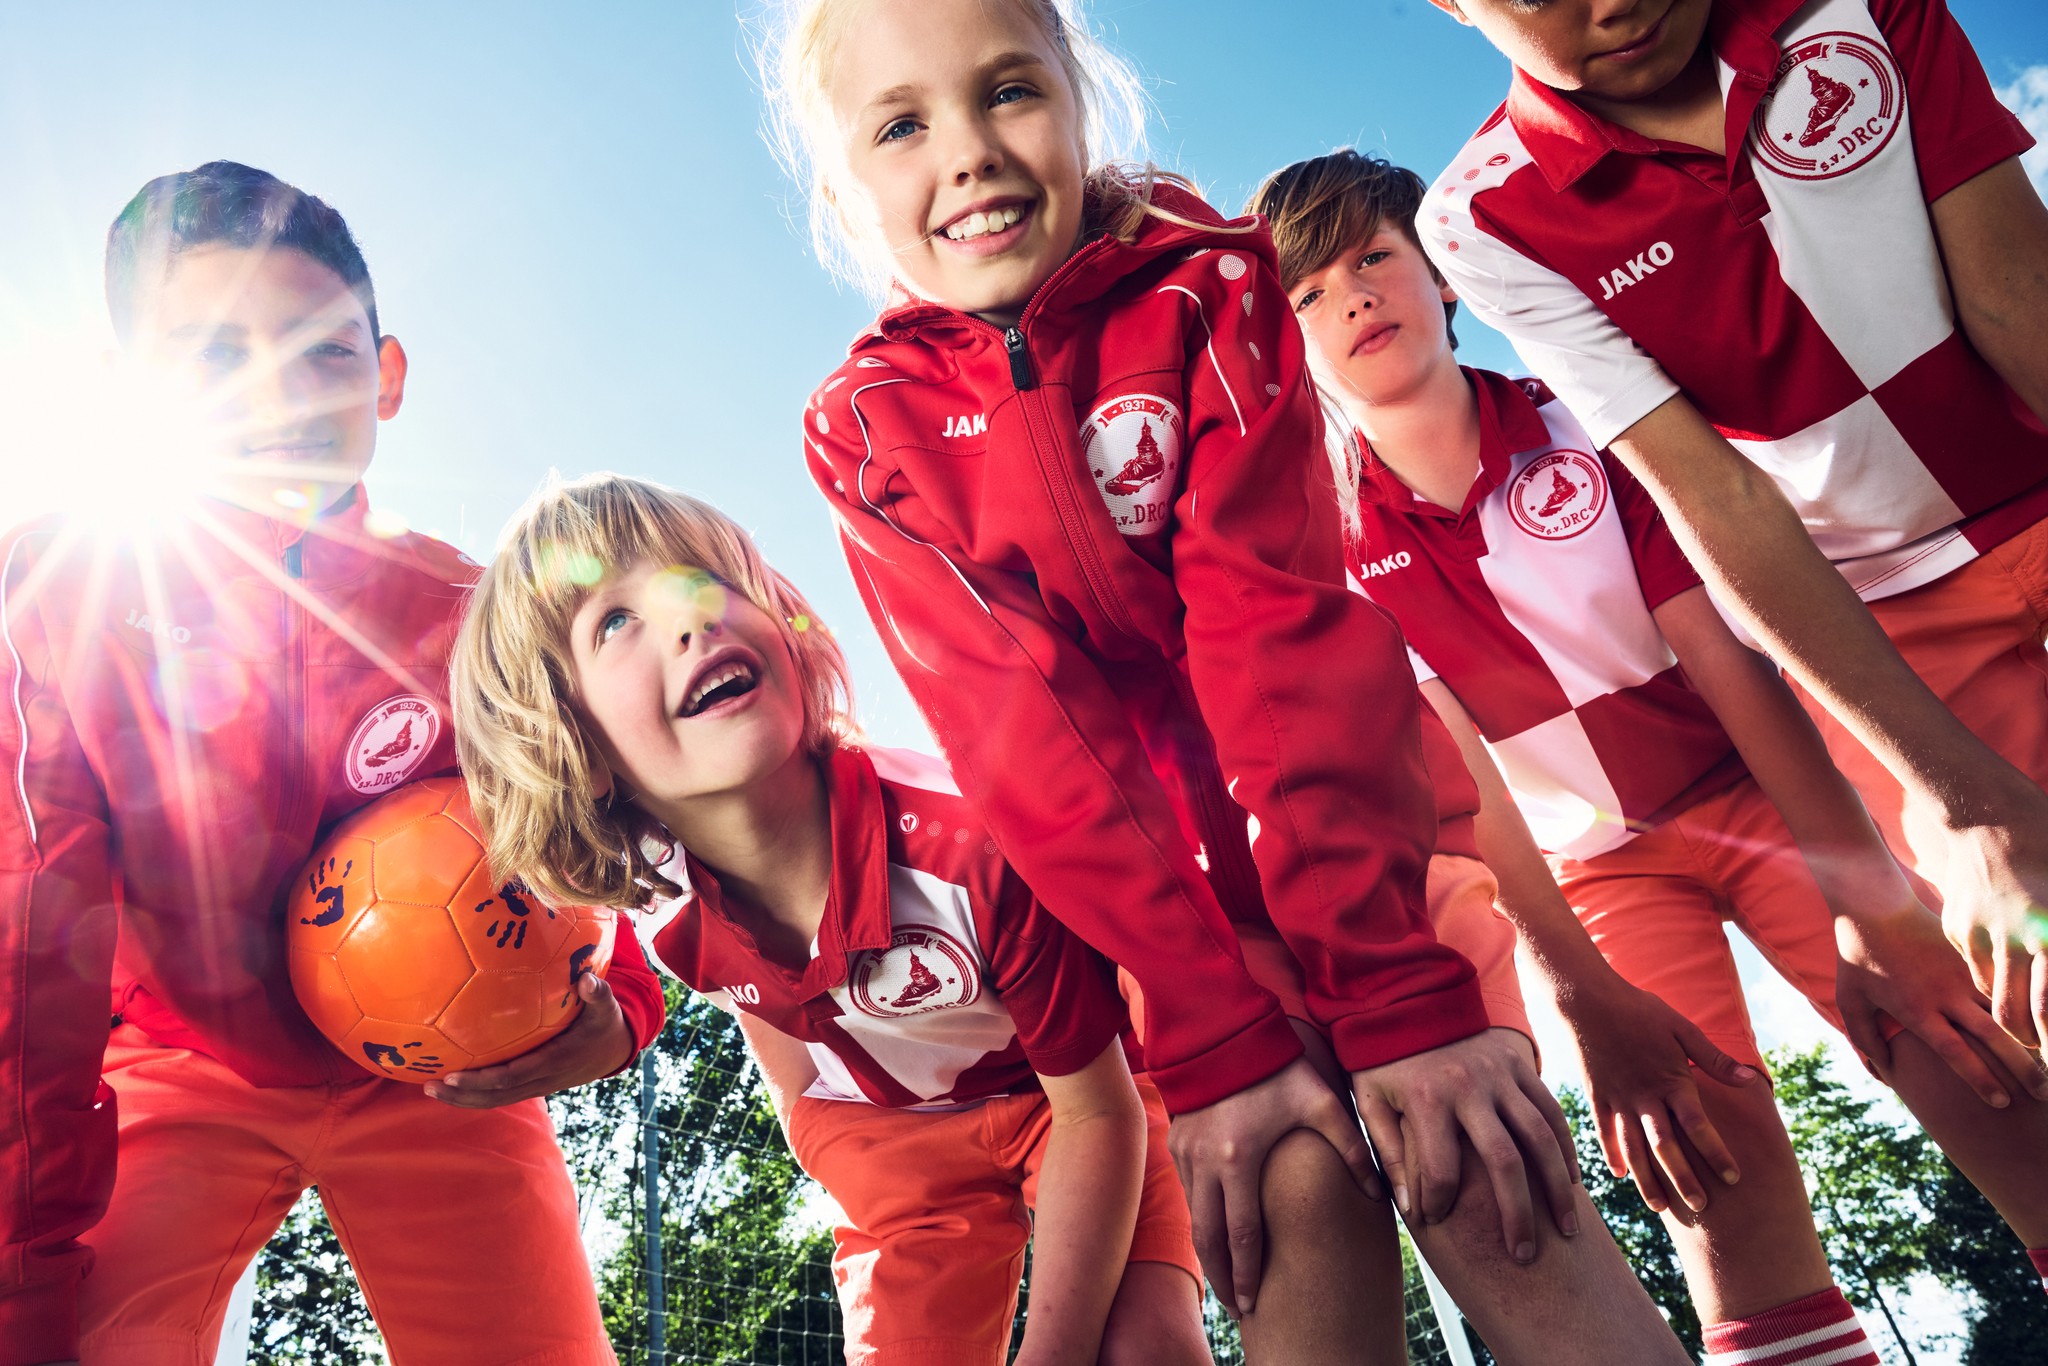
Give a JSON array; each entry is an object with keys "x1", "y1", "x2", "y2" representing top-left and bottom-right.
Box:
[
  {"x1": 786, "y1": 1078, "x2": 1197, "y2": 1366},
  {"x1": 1548, "y1": 777, "x2": 1878, "y2": 1071},
  {"x1": 1789, "y1": 517, "x2": 2048, "y2": 895},
  {"x1": 78, "y1": 1025, "x2": 613, "y2": 1366}
]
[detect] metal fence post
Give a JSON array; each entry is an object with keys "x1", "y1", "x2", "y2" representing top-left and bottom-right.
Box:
[{"x1": 642, "y1": 1049, "x2": 666, "y2": 1364}]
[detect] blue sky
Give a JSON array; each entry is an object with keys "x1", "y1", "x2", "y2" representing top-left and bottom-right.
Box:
[
  {"x1": 4, "y1": 4, "x2": 2045, "y2": 1355},
  {"x1": 3, "y1": 0, "x2": 2043, "y2": 746}
]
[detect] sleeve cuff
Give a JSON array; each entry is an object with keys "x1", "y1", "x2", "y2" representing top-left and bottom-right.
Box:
[
  {"x1": 1328, "y1": 979, "x2": 1491, "y2": 1073},
  {"x1": 1573, "y1": 367, "x2": 1682, "y2": 451},
  {"x1": 1141, "y1": 1006, "x2": 1304, "y2": 1114},
  {"x1": 0, "y1": 1276, "x2": 80, "y2": 1366},
  {"x1": 1921, "y1": 112, "x2": 2034, "y2": 204}
]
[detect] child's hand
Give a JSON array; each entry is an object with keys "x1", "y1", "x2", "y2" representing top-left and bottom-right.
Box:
[
  {"x1": 1351, "y1": 1029, "x2": 1579, "y2": 1263},
  {"x1": 1556, "y1": 981, "x2": 1758, "y2": 1216},
  {"x1": 1167, "y1": 1056, "x2": 1378, "y2": 1318},
  {"x1": 1938, "y1": 809, "x2": 2048, "y2": 1052},
  {"x1": 1836, "y1": 899, "x2": 2048, "y2": 1108},
  {"x1": 425, "y1": 973, "x2": 635, "y2": 1108}
]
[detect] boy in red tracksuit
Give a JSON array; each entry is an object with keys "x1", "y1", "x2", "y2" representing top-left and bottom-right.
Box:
[
  {"x1": 1252, "y1": 146, "x2": 2048, "y2": 1364},
  {"x1": 768, "y1": 2, "x2": 1690, "y2": 1361},
  {"x1": 450, "y1": 473, "x2": 1215, "y2": 1366},
  {"x1": 0, "y1": 162, "x2": 665, "y2": 1366},
  {"x1": 1418, "y1": 0, "x2": 2048, "y2": 1055}
]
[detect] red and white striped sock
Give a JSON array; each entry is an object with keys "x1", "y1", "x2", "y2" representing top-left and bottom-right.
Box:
[
  {"x1": 2029, "y1": 1247, "x2": 2048, "y2": 1296},
  {"x1": 1702, "y1": 1287, "x2": 1879, "y2": 1366}
]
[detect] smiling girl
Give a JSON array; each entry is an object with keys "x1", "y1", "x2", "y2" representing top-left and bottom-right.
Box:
[{"x1": 764, "y1": 0, "x2": 1687, "y2": 1359}]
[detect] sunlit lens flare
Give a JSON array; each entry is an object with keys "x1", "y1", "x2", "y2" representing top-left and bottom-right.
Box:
[
  {"x1": 1, "y1": 346, "x2": 210, "y2": 533},
  {"x1": 651, "y1": 566, "x2": 729, "y2": 625}
]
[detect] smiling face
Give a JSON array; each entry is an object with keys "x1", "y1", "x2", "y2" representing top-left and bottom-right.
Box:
[
  {"x1": 567, "y1": 559, "x2": 809, "y2": 814},
  {"x1": 1433, "y1": 0, "x2": 1712, "y2": 104},
  {"x1": 1289, "y1": 225, "x2": 1460, "y2": 409},
  {"x1": 125, "y1": 243, "x2": 404, "y2": 523},
  {"x1": 823, "y1": 0, "x2": 1089, "y2": 324}
]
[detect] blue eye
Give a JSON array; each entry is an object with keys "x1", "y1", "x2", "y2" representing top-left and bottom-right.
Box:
[
  {"x1": 880, "y1": 118, "x2": 919, "y2": 143},
  {"x1": 1362, "y1": 250, "x2": 1391, "y2": 267},
  {"x1": 991, "y1": 84, "x2": 1034, "y2": 107},
  {"x1": 597, "y1": 608, "x2": 630, "y2": 643},
  {"x1": 1293, "y1": 288, "x2": 1322, "y2": 313},
  {"x1": 196, "y1": 343, "x2": 244, "y2": 367}
]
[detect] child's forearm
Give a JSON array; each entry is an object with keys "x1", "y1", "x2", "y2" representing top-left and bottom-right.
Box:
[
  {"x1": 1015, "y1": 1055, "x2": 1148, "y2": 1366},
  {"x1": 735, "y1": 1014, "x2": 819, "y2": 1139},
  {"x1": 1612, "y1": 401, "x2": 2042, "y2": 835},
  {"x1": 1653, "y1": 589, "x2": 1916, "y2": 919},
  {"x1": 1420, "y1": 682, "x2": 1612, "y2": 995}
]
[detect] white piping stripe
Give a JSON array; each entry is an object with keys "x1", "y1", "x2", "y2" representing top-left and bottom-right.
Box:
[
  {"x1": 1704, "y1": 1318, "x2": 1870, "y2": 1365},
  {"x1": 844, "y1": 376, "x2": 994, "y2": 615},
  {"x1": 1156, "y1": 284, "x2": 1246, "y2": 436},
  {"x1": 2, "y1": 534, "x2": 43, "y2": 847}
]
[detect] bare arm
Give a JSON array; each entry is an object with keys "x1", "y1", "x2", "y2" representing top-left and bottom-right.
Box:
[
  {"x1": 1610, "y1": 396, "x2": 2048, "y2": 1046},
  {"x1": 735, "y1": 1014, "x2": 820, "y2": 1141},
  {"x1": 1654, "y1": 588, "x2": 2048, "y2": 1099},
  {"x1": 1421, "y1": 679, "x2": 1754, "y2": 1215},
  {"x1": 1933, "y1": 157, "x2": 2048, "y2": 425},
  {"x1": 1012, "y1": 1043, "x2": 1149, "y2": 1366}
]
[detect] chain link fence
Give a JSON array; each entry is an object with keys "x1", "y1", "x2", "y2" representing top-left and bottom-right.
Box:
[{"x1": 244, "y1": 991, "x2": 1478, "y2": 1364}]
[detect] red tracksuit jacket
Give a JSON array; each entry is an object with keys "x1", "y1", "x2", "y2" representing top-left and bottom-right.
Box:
[
  {"x1": 0, "y1": 489, "x2": 665, "y2": 1356},
  {"x1": 803, "y1": 185, "x2": 1486, "y2": 1113}
]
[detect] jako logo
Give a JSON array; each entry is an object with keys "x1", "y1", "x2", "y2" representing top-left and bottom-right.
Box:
[
  {"x1": 123, "y1": 609, "x2": 191, "y2": 644},
  {"x1": 1596, "y1": 241, "x2": 1676, "y2": 301},
  {"x1": 942, "y1": 413, "x2": 988, "y2": 439},
  {"x1": 1359, "y1": 551, "x2": 1412, "y2": 578},
  {"x1": 729, "y1": 983, "x2": 762, "y2": 1006}
]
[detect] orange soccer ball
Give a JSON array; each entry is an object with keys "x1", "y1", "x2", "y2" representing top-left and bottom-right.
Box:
[{"x1": 287, "y1": 776, "x2": 616, "y2": 1082}]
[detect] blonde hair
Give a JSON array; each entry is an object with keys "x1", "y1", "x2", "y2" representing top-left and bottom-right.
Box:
[
  {"x1": 451, "y1": 472, "x2": 856, "y2": 910},
  {"x1": 758, "y1": 0, "x2": 1224, "y2": 300}
]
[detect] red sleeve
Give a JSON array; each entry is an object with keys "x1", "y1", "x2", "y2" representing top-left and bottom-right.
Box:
[
  {"x1": 1870, "y1": 0, "x2": 2035, "y2": 202},
  {"x1": 605, "y1": 914, "x2": 666, "y2": 1058},
  {"x1": 0, "y1": 527, "x2": 120, "y2": 1366},
  {"x1": 1605, "y1": 453, "x2": 1701, "y2": 610},
  {"x1": 1165, "y1": 255, "x2": 1487, "y2": 1073},
  {"x1": 808, "y1": 393, "x2": 1303, "y2": 1114},
  {"x1": 985, "y1": 869, "x2": 1127, "y2": 1079}
]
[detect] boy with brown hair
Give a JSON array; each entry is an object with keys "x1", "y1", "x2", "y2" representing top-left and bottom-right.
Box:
[
  {"x1": 1417, "y1": 0, "x2": 2048, "y2": 1064},
  {"x1": 0, "y1": 161, "x2": 665, "y2": 1365},
  {"x1": 1251, "y1": 144, "x2": 2048, "y2": 1366}
]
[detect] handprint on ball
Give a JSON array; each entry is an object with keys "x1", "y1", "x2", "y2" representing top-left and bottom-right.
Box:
[
  {"x1": 361, "y1": 1040, "x2": 443, "y2": 1075},
  {"x1": 299, "y1": 856, "x2": 354, "y2": 927},
  {"x1": 472, "y1": 876, "x2": 556, "y2": 950}
]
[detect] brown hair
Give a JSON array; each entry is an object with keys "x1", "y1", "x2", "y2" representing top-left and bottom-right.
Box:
[
  {"x1": 451, "y1": 473, "x2": 855, "y2": 910},
  {"x1": 1246, "y1": 148, "x2": 1457, "y2": 348}
]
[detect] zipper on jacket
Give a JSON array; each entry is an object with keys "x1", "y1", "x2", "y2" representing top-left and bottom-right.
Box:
[
  {"x1": 283, "y1": 541, "x2": 302, "y2": 578},
  {"x1": 1004, "y1": 327, "x2": 1036, "y2": 391}
]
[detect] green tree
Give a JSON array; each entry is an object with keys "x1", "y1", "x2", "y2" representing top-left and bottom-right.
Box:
[
  {"x1": 1767, "y1": 1045, "x2": 1944, "y2": 1364},
  {"x1": 248, "y1": 1192, "x2": 379, "y2": 1365}
]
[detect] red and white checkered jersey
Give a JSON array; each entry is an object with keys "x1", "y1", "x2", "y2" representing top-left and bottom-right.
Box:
[
  {"x1": 1422, "y1": 0, "x2": 2048, "y2": 602},
  {"x1": 1355, "y1": 370, "x2": 1746, "y2": 859},
  {"x1": 637, "y1": 744, "x2": 1126, "y2": 1108}
]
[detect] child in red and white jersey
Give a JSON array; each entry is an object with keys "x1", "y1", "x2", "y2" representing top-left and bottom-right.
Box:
[
  {"x1": 0, "y1": 164, "x2": 666, "y2": 1366},
  {"x1": 1418, "y1": 0, "x2": 2048, "y2": 1053},
  {"x1": 1253, "y1": 146, "x2": 2048, "y2": 1364},
  {"x1": 450, "y1": 473, "x2": 1212, "y2": 1366},
  {"x1": 762, "y1": 1, "x2": 1692, "y2": 1360}
]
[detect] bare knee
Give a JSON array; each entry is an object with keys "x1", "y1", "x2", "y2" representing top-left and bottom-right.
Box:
[
  {"x1": 1100, "y1": 1263, "x2": 1211, "y2": 1366},
  {"x1": 1261, "y1": 1127, "x2": 1371, "y2": 1230}
]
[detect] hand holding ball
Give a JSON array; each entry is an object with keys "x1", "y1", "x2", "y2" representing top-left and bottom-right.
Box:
[{"x1": 288, "y1": 777, "x2": 616, "y2": 1082}]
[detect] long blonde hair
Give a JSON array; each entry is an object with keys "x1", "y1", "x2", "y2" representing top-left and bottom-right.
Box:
[
  {"x1": 758, "y1": 0, "x2": 1228, "y2": 300},
  {"x1": 451, "y1": 473, "x2": 856, "y2": 910}
]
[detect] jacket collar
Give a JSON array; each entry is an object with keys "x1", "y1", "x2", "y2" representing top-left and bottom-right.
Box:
[
  {"x1": 1505, "y1": 0, "x2": 1808, "y2": 192},
  {"x1": 1357, "y1": 368, "x2": 1552, "y2": 516},
  {"x1": 682, "y1": 746, "x2": 895, "y2": 994}
]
